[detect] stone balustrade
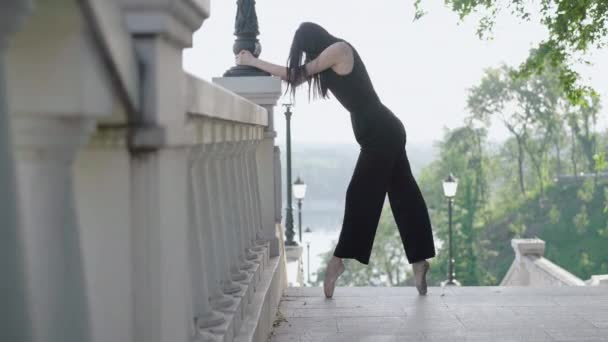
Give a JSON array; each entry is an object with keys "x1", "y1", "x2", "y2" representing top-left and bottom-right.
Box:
[
  {"x1": 501, "y1": 238, "x2": 607, "y2": 287},
  {"x1": 1, "y1": 1, "x2": 286, "y2": 342}
]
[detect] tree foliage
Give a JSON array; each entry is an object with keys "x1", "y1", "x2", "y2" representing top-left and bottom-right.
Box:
[
  {"x1": 415, "y1": 0, "x2": 608, "y2": 104},
  {"x1": 467, "y1": 62, "x2": 602, "y2": 198}
]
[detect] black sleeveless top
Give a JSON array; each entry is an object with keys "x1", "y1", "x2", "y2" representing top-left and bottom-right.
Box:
[{"x1": 322, "y1": 41, "x2": 404, "y2": 148}]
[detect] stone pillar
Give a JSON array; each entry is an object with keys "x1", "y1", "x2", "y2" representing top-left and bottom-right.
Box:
[
  {"x1": 122, "y1": 2, "x2": 211, "y2": 341},
  {"x1": 13, "y1": 116, "x2": 94, "y2": 342},
  {"x1": 213, "y1": 76, "x2": 282, "y2": 256},
  {"x1": 0, "y1": 2, "x2": 30, "y2": 340},
  {"x1": 511, "y1": 239, "x2": 546, "y2": 286}
]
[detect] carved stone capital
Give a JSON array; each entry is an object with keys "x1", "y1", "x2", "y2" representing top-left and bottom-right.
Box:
[{"x1": 120, "y1": 0, "x2": 210, "y2": 48}]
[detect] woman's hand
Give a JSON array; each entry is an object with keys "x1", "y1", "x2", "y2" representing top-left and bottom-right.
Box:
[{"x1": 236, "y1": 50, "x2": 256, "y2": 66}]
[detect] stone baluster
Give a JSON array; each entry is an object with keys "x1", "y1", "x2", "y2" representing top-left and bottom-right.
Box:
[
  {"x1": 236, "y1": 139, "x2": 262, "y2": 263},
  {"x1": 215, "y1": 139, "x2": 249, "y2": 285},
  {"x1": 228, "y1": 137, "x2": 258, "y2": 272},
  {"x1": 207, "y1": 142, "x2": 243, "y2": 295},
  {"x1": 248, "y1": 139, "x2": 266, "y2": 244},
  {"x1": 224, "y1": 139, "x2": 255, "y2": 282},
  {"x1": 238, "y1": 139, "x2": 265, "y2": 292},
  {"x1": 195, "y1": 145, "x2": 236, "y2": 311},
  {"x1": 241, "y1": 138, "x2": 266, "y2": 255},
  {"x1": 187, "y1": 147, "x2": 225, "y2": 334},
  {"x1": 232, "y1": 139, "x2": 249, "y2": 251}
]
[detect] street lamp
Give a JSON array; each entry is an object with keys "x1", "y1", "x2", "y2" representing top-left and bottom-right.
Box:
[
  {"x1": 293, "y1": 176, "x2": 307, "y2": 243},
  {"x1": 442, "y1": 173, "x2": 460, "y2": 286},
  {"x1": 283, "y1": 104, "x2": 297, "y2": 246}
]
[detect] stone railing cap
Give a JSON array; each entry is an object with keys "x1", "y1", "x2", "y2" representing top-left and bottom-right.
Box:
[
  {"x1": 587, "y1": 275, "x2": 608, "y2": 286},
  {"x1": 512, "y1": 238, "x2": 546, "y2": 257},
  {"x1": 185, "y1": 73, "x2": 267, "y2": 127}
]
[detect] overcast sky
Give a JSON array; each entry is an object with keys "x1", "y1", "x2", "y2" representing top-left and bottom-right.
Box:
[{"x1": 183, "y1": 0, "x2": 608, "y2": 146}]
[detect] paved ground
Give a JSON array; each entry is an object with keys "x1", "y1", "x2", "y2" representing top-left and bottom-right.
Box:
[{"x1": 269, "y1": 286, "x2": 608, "y2": 342}]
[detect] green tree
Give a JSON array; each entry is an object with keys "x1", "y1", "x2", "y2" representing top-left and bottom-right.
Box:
[
  {"x1": 418, "y1": 126, "x2": 496, "y2": 285},
  {"x1": 467, "y1": 66, "x2": 528, "y2": 196},
  {"x1": 567, "y1": 95, "x2": 601, "y2": 173},
  {"x1": 415, "y1": 0, "x2": 608, "y2": 104},
  {"x1": 468, "y1": 65, "x2": 566, "y2": 197}
]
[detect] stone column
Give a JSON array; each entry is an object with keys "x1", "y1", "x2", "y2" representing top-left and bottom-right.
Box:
[
  {"x1": 213, "y1": 76, "x2": 282, "y2": 256},
  {"x1": 0, "y1": 2, "x2": 30, "y2": 340},
  {"x1": 13, "y1": 115, "x2": 94, "y2": 342}
]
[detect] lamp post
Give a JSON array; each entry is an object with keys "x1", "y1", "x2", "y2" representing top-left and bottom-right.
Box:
[
  {"x1": 283, "y1": 104, "x2": 297, "y2": 246},
  {"x1": 442, "y1": 173, "x2": 460, "y2": 286},
  {"x1": 224, "y1": 0, "x2": 269, "y2": 77},
  {"x1": 293, "y1": 176, "x2": 307, "y2": 243}
]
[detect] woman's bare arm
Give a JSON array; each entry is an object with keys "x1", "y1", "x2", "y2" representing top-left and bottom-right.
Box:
[{"x1": 236, "y1": 41, "x2": 353, "y2": 84}]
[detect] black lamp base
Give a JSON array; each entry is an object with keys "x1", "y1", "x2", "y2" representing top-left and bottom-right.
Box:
[
  {"x1": 224, "y1": 65, "x2": 270, "y2": 77},
  {"x1": 284, "y1": 240, "x2": 299, "y2": 247}
]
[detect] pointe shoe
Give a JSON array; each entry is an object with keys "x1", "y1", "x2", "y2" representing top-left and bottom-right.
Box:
[
  {"x1": 323, "y1": 256, "x2": 345, "y2": 298},
  {"x1": 412, "y1": 260, "x2": 430, "y2": 296}
]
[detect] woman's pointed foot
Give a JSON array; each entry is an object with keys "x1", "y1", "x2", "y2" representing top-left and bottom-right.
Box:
[
  {"x1": 323, "y1": 256, "x2": 344, "y2": 298},
  {"x1": 413, "y1": 260, "x2": 430, "y2": 295}
]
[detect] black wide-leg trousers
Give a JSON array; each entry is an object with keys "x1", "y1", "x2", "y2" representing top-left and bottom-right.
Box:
[{"x1": 333, "y1": 114, "x2": 436, "y2": 265}]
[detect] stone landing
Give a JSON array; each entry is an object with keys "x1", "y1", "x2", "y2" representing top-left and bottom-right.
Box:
[{"x1": 270, "y1": 286, "x2": 608, "y2": 341}]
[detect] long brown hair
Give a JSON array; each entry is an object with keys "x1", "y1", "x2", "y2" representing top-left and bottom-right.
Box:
[{"x1": 286, "y1": 22, "x2": 341, "y2": 101}]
